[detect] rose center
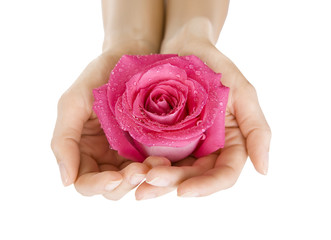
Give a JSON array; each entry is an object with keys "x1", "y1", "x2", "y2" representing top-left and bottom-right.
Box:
[{"x1": 145, "y1": 91, "x2": 176, "y2": 115}]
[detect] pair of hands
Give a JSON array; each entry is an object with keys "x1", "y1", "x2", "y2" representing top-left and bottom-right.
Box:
[{"x1": 51, "y1": 37, "x2": 271, "y2": 200}]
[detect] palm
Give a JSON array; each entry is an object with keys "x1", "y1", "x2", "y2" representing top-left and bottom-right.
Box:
[{"x1": 78, "y1": 114, "x2": 132, "y2": 175}]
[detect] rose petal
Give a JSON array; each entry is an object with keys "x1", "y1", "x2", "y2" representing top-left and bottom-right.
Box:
[
  {"x1": 194, "y1": 85, "x2": 229, "y2": 157},
  {"x1": 93, "y1": 85, "x2": 145, "y2": 162}
]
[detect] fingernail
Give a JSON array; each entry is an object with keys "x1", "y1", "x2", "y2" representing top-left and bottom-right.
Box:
[
  {"x1": 58, "y1": 162, "x2": 69, "y2": 186},
  {"x1": 105, "y1": 180, "x2": 121, "y2": 191},
  {"x1": 146, "y1": 177, "x2": 170, "y2": 187},
  {"x1": 139, "y1": 193, "x2": 157, "y2": 201},
  {"x1": 179, "y1": 192, "x2": 200, "y2": 198},
  {"x1": 130, "y1": 173, "x2": 145, "y2": 185},
  {"x1": 262, "y1": 152, "x2": 269, "y2": 175}
]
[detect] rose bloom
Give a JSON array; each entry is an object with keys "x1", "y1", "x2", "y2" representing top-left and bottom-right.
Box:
[{"x1": 93, "y1": 54, "x2": 229, "y2": 162}]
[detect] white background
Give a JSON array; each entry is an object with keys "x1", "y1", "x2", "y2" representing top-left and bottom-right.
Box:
[{"x1": 0, "y1": 0, "x2": 330, "y2": 239}]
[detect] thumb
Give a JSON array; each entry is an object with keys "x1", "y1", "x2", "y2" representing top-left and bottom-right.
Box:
[
  {"x1": 51, "y1": 90, "x2": 90, "y2": 186},
  {"x1": 234, "y1": 82, "x2": 271, "y2": 175}
]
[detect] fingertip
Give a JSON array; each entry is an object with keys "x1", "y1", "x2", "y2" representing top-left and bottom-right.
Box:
[
  {"x1": 143, "y1": 156, "x2": 171, "y2": 168},
  {"x1": 58, "y1": 162, "x2": 70, "y2": 186},
  {"x1": 253, "y1": 151, "x2": 269, "y2": 175}
]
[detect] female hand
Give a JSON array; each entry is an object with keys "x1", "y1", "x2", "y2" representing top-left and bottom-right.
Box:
[
  {"x1": 51, "y1": 51, "x2": 152, "y2": 200},
  {"x1": 135, "y1": 20, "x2": 271, "y2": 199}
]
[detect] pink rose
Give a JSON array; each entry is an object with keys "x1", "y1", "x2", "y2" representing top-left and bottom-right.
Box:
[{"x1": 93, "y1": 54, "x2": 229, "y2": 162}]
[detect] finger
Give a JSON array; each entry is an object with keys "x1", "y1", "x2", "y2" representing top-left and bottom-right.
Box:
[
  {"x1": 102, "y1": 162, "x2": 149, "y2": 201},
  {"x1": 135, "y1": 155, "x2": 216, "y2": 200},
  {"x1": 234, "y1": 82, "x2": 271, "y2": 175},
  {"x1": 74, "y1": 153, "x2": 122, "y2": 196},
  {"x1": 177, "y1": 128, "x2": 247, "y2": 197},
  {"x1": 145, "y1": 155, "x2": 216, "y2": 187},
  {"x1": 51, "y1": 91, "x2": 90, "y2": 186},
  {"x1": 75, "y1": 171, "x2": 123, "y2": 196},
  {"x1": 135, "y1": 182, "x2": 175, "y2": 200}
]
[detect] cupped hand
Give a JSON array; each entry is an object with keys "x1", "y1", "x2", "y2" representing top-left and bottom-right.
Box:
[
  {"x1": 51, "y1": 52, "x2": 149, "y2": 200},
  {"x1": 135, "y1": 39, "x2": 271, "y2": 199}
]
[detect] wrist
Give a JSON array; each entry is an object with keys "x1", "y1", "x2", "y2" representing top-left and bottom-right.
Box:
[
  {"x1": 102, "y1": 37, "x2": 160, "y2": 56},
  {"x1": 161, "y1": 17, "x2": 215, "y2": 54}
]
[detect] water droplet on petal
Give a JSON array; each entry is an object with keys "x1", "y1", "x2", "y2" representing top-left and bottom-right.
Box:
[
  {"x1": 98, "y1": 100, "x2": 103, "y2": 104},
  {"x1": 176, "y1": 74, "x2": 180, "y2": 78},
  {"x1": 133, "y1": 81, "x2": 137, "y2": 86},
  {"x1": 195, "y1": 71, "x2": 201, "y2": 75},
  {"x1": 111, "y1": 71, "x2": 115, "y2": 75},
  {"x1": 221, "y1": 110, "x2": 224, "y2": 114},
  {"x1": 185, "y1": 56, "x2": 190, "y2": 60},
  {"x1": 220, "y1": 102, "x2": 223, "y2": 106},
  {"x1": 196, "y1": 120, "x2": 203, "y2": 126},
  {"x1": 201, "y1": 134, "x2": 206, "y2": 140},
  {"x1": 118, "y1": 68, "x2": 123, "y2": 72},
  {"x1": 189, "y1": 64, "x2": 194, "y2": 69}
]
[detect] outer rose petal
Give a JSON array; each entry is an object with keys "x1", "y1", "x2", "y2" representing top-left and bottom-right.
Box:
[
  {"x1": 194, "y1": 85, "x2": 229, "y2": 157},
  {"x1": 93, "y1": 85, "x2": 145, "y2": 162}
]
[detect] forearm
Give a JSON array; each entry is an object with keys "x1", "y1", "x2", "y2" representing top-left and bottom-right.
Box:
[
  {"x1": 102, "y1": 0, "x2": 164, "y2": 54},
  {"x1": 162, "y1": 0, "x2": 229, "y2": 51}
]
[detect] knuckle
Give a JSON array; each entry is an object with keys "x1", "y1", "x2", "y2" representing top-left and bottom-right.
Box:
[{"x1": 50, "y1": 137, "x2": 60, "y2": 155}]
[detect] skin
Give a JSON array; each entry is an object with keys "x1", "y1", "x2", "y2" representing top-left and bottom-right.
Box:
[{"x1": 51, "y1": 0, "x2": 271, "y2": 200}]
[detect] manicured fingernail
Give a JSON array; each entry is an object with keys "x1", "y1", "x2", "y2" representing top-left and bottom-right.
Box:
[
  {"x1": 130, "y1": 174, "x2": 145, "y2": 185},
  {"x1": 262, "y1": 152, "x2": 269, "y2": 175},
  {"x1": 58, "y1": 162, "x2": 69, "y2": 186},
  {"x1": 146, "y1": 177, "x2": 170, "y2": 187},
  {"x1": 139, "y1": 193, "x2": 157, "y2": 201},
  {"x1": 105, "y1": 180, "x2": 121, "y2": 191},
  {"x1": 179, "y1": 192, "x2": 199, "y2": 198}
]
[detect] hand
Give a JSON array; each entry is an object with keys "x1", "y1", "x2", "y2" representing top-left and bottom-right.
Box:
[
  {"x1": 135, "y1": 22, "x2": 271, "y2": 199},
  {"x1": 51, "y1": 51, "x2": 150, "y2": 200}
]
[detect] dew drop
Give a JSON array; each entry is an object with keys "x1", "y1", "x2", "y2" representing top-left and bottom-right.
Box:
[
  {"x1": 194, "y1": 90, "x2": 198, "y2": 94},
  {"x1": 98, "y1": 100, "x2": 103, "y2": 104},
  {"x1": 196, "y1": 120, "x2": 203, "y2": 126},
  {"x1": 133, "y1": 81, "x2": 137, "y2": 86},
  {"x1": 111, "y1": 71, "x2": 115, "y2": 75},
  {"x1": 185, "y1": 56, "x2": 190, "y2": 60},
  {"x1": 195, "y1": 71, "x2": 201, "y2": 75},
  {"x1": 221, "y1": 110, "x2": 224, "y2": 114},
  {"x1": 219, "y1": 102, "x2": 223, "y2": 106},
  {"x1": 118, "y1": 68, "x2": 123, "y2": 72},
  {"x1": 201, "y1": 134, "x2": 206, "y2": 140},
  {"x1": 189, "y1": 64, "x2": 194, "y2": 69},
  {"x1": 111, "y1": 87, "x2": 115, "y2": 91},
  {"x1": 176, "y1": 74, "x2": 180, "y2": 78}
]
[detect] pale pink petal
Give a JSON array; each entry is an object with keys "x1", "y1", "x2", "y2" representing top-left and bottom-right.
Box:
[{"x1": 135, "y1": 137, "x2": 201, "y2": 162}]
